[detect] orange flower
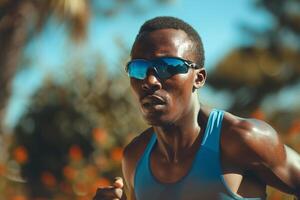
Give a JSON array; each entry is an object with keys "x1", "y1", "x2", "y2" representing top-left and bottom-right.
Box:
[
  {"x1": 92, "y1": 128, "x2": 107, "y2": 144},
  {"x1": 11, "y1": 195, "x2": 27, "y2": 200},
  {"x1": 60, "y1": 182, "x2": 72, "y2": 194},
  {"x1": 84, "y1": 165, "x2": 97, "y2": 178},
  {"x1": 76, "y1": 196, "x2": 89, "y2": 200},
  {"x1": 73, "y1": 181, "x2": 88, "y2": 196},
  {"x1": 13, "y1": 146, "x2": 28, "y2": 164},
  {"x1": 0, "y1": 163, "x2": 6, "y2": 176},
  {"x1": 63, "y1": 166, "x2": 77, "y2": 180},
  {"x1": 111, "y1": 147, "x2": 123, "y2": 162},
  {"x1": 288, "y1": 120, "x2": 300, "y2": 136},
  {"x1": 69, "y1": 145, "x2": 83, "y2": 161},
  {"x1": 269, "y1": 191, "x2": 282, "y2": 200},
  {"x1": 33, "y1": 198, "x2": 47, "y2": 200},
  {"x1": 250, "y1": 109, "x2": 265, "y2": 120},
  {"x1": 41, "y1": 171, "x2": 57, "y2": 187},
  {"x1": 90, "y1": 178, "x2": 110, "y2": 194},
  {"x1": 96, "y1": 177, "x2": 110, "y2": 187},
  {"x1": 94, "y1": 155, "x2": 109, "y2": 170}
]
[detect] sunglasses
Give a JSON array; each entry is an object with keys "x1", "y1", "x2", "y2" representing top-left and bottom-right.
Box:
[{"x1": 125, "y1": 57, "x2": 199, "y2": 80}]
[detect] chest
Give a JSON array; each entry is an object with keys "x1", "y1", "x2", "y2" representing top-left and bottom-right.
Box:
[
  {"x1": 149, "y1": 145, "x2": 265, "y2": 198},
  {"x1": 150, "y1": 148, "x2": 196, "y2": 183}
]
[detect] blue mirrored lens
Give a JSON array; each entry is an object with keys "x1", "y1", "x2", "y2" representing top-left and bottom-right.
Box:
[
  {"x1": 127, "y1": 57, "x2": 189, "y2": 79},
  {"x1": 154, "y1": 58, "x2": 188, "y2": 78},
  {"x1": 127, "y1": 60, "x2": 149, "y2": 79}
]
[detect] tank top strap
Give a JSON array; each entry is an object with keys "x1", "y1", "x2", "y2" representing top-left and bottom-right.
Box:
[
  {"x1": 201, "y1": 109, "x2": 225, "y2": 153},
  {"x1": 144, "y1": 133, "x2": 157, "y2": 158},
  {"x1": 134, "y1": 132, "x2": 157, "y2": 190}
]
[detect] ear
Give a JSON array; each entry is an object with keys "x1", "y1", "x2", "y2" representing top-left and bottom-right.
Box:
[{"x1": 193, "y1": 68, "x2": 206, "y2": 89}]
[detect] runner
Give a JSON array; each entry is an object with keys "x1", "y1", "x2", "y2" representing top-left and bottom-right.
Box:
[{"x1": 93, "y1": 16, "x2": 300, "y2": 200}]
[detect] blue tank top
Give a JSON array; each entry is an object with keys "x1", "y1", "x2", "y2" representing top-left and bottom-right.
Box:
[{"x1": 134, "y1": 109, "x2": 265, "y2": 200}]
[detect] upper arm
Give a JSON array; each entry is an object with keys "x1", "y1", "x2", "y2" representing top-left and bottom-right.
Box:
[
  {"x1": 223, "y1": 118, "x2": 300, "y2": 196},
  {"x1": 122, "y1": 146, "x2": 137, "y2": 200},
  {"x1": 121, "y1": 130, "x2": 152, "y2": 200}
]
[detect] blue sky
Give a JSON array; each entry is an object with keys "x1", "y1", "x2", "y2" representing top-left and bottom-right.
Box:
[{"x1": 4, "y1": 0, "x2": 273, "y2": 129}]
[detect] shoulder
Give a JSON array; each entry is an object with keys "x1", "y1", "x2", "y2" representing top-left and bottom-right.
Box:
[
  {"x1": 122, "y1": 127, "x2": 153, "y2": 188},
  {"x1": 123, "y1": 127, "x2": 153, "y2": 164},
  {"x1": 221, "y1": 111, "x2": 285, "y2": 169},
  {"x1": 222, "y1": 111, "x2": 278, "y2": 141}
]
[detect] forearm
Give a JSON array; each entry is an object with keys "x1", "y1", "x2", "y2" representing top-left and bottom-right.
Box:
[
  {"x1": 122, "y1": 182, "x2": 135, "y2": 200},
  {"x1": 124, "y1": 190, "x2": 136, "y2": 200},
  {"x1": 286, "y1": 146, "x2": 300, "y2": 188},
  {"x1": 284, "y1": 145, "x2": 300, "y2": 197}
]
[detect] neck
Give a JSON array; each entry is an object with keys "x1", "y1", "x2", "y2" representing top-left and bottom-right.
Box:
[{"x1": 153, "y1": 96, "x2": 202, "y2": 163}]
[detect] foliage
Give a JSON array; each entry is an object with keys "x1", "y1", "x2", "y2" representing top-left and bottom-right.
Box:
[
  {"x1": 207, "y1": 0, "x2": 300, "y2": 199},
  {"x1": 1, "y1": 62, "x2": 146, "y2": 199},
  {"x1": 208, "y1": 0, "x2": 300, "y2": 114},
  {"x1": 0, "y1": 0, "x2": 299, "y2": 199},
  {"x1": 208, "y1": 46, "x2": 300, "y2": 114},
  {"x1": 0, "y1": 0, "x2": 172, "y2": 198},
  {"x1": 0, "y1": 0, "x2": 175, "y2": 132}
]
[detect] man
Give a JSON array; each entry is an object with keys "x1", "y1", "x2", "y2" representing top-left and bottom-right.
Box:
[{"x1": 94, "y1": 16, "x2": 300, "y2": 200}]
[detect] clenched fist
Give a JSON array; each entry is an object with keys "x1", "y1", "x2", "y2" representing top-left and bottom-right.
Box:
[{"x1": 93, "y1": 177, "x2": 126, "y2": 200}]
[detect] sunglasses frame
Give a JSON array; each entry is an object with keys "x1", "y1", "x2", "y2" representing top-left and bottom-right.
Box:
[{"x1": 125, "y1": 56, "x2": 199, "y2": 79}]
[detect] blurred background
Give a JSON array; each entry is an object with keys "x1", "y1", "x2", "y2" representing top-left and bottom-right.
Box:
[{"x1": 0, "y1": 0, "x2": 299, "y2": 199}]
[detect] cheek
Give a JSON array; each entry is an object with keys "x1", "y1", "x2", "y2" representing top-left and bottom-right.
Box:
[
  {"x1": 165, "y1": 74, "x2": 194, "y2": 107},
  {"x1": 170, "y1": 87, "x2": 191, "y2": 108},
  {"x1": 130, "y1": 79, "x2": 141, "y2": 97}
]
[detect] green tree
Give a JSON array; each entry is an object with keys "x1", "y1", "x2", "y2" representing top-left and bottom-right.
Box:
[
  {"x1": 207, "y1": 0, "x2": 300, "y2": 199},
  {"x1": 0, "y1": 0, "x2": 90, "y2": 131},
  {"x1": 11, "y1": 61, "x2": 146, "y2": 198},
  {"x1": 207, "y1": 0, "x2": 300, "y2": 115},
  {"x1": 0, "y1": 1, "x2": 174, "y2": 198},
  {"x1": 0, "y1": 0, "x2": 174, "y2": 132}
]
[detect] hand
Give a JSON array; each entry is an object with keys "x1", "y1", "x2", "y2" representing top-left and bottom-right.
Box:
[{"x1": 93, "y1": 177, "x2": 125, "y2": 200}]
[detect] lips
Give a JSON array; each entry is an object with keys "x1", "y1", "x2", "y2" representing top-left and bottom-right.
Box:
[{"x1": 141, "y1": 95, "x2": 166, "y2": 109}]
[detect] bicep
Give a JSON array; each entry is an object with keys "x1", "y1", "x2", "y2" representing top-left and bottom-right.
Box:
[
  {"x1": 250, "y1": 135, "x2": 300, "y2": 195},
  {"x1": 228, "y1": 119, "x2": 300, "y2": 195}
]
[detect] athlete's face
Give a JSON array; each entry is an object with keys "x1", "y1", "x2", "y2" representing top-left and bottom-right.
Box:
[{"x1": 130, "y1": 28, "x2": 206, "y2": 126}]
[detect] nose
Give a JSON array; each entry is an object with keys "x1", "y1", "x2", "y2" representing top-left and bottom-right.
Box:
[{"x1": 141, "y1": 68, "x2": 162, "y2": 91}]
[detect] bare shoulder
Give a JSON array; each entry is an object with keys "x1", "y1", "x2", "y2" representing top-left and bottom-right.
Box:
[
  {"x1": 221, "y1": 111, "x2": 285, "y2": 169},
  {"x1": 122, "y1": 127, "x2": 153, "y2": 188},
  {"x1": 123, "y1": 127, "x2": 153, "y2": 164},
  {"x1": 222, "y1": 111, "x2": 279, "y2": 142}
]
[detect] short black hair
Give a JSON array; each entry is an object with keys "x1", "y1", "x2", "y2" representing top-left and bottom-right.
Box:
[{"x1": 131, "y1": 16, "x2": 205, "y2": 68}]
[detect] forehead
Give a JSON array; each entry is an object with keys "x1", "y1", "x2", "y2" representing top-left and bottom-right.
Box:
[{"x1": 131, "y1": 28, "x2": 193, "y2": 60}]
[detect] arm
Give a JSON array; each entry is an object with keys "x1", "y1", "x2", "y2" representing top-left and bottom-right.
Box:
[
  {"x1": 122, "y1": 148, "x2": 137, "y2": 200},
  {"x1": 93, "y1": 128, "x2": 152, "y2": 200},
  {"x1": 121, "y1": 129, "x2": 153, "y2": 200},
  {"x1": 269, "y1": 145, "x2": 300, "y2": 197},
  {"x1": 224, "y1": 118, "x2": 300, "y2": 197},
  {"x1": 93, "y1": 141, "x2": 138, "y2": 200}
]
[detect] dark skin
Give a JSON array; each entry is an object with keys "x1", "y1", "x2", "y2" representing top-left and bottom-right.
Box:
[{"x1": 93, "y1": 28, "x2": 300, "y2": 200}]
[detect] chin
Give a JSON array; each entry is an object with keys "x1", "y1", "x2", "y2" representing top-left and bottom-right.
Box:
[{"x1": 143, "y1": 113, "x2": 174, "y2": 126}]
